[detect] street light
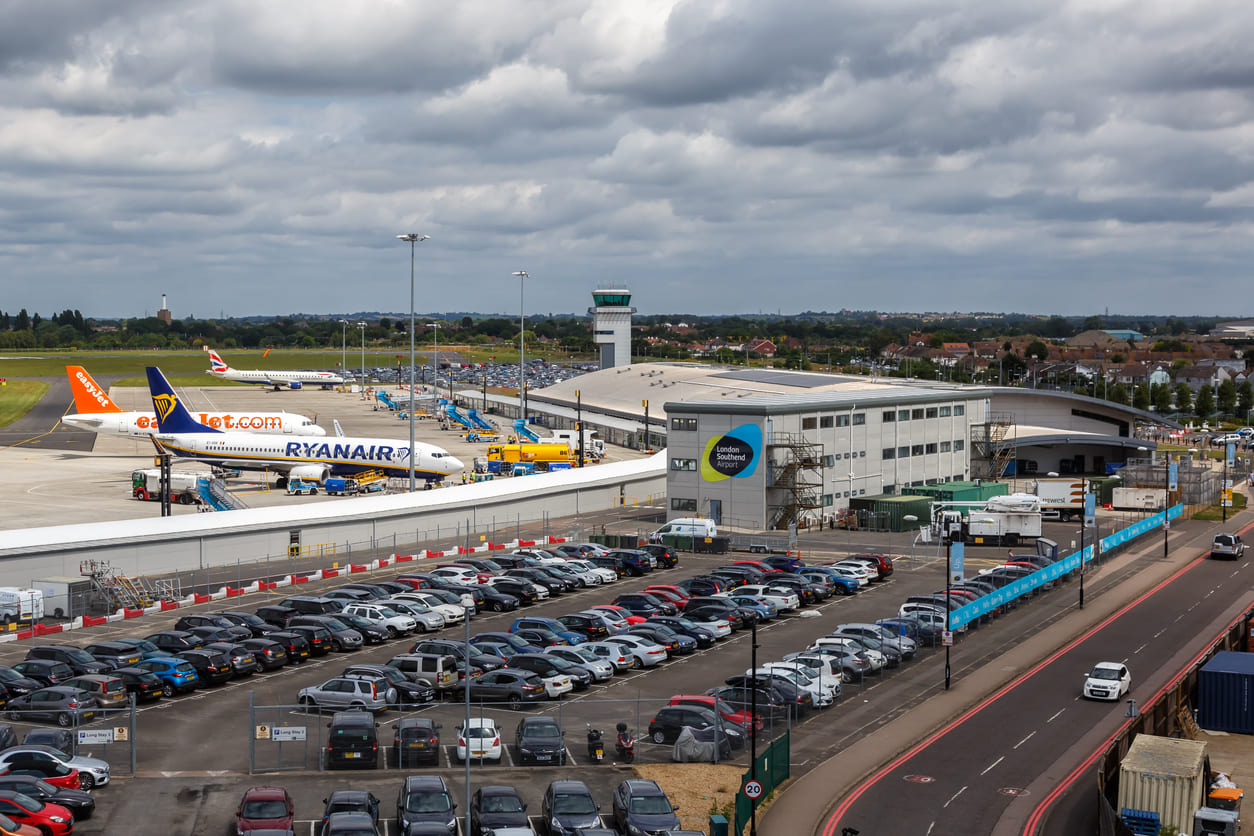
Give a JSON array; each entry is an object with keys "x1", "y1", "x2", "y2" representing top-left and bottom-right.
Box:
[
  {"x1": 397, "y1": 234, "x2": 429, "y2": 493},
  {"x1": 338, "y1": 319, "x2": 348, "y2": 386},
  {"x1": 357, "y1": 321, "x2": 367, "y2": 397},
  {"x1": 512, "y1": 271, "x2": 529, "y2": 423},
  {"x1": 902, "y1": 515, "x2": 918, "y2": 567},
  {"x1": 428, "y1": 322, "x2": 441, "y2": 400},
  {"x1": 1050, "y1": 470, "x2": 1088, "y2": 609}
]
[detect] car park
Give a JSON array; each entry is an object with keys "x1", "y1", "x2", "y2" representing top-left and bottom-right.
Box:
[
  {"x1": 515, "y1": 716, "x2": 567, "y2": 765},
  {"x1": 0, "y1": 745, "x2": 109, "y2": 789},
  {"x1": 325, "y1": 710, "x2": 379, "y2": 770},
  {"x1": 469, "y1": 785, "x2": 529, "y2": 836},
  {"x1": 1082, "y1": 662, "x2": 1131, "y2": 700},
  {"x1": 542, "y1": 779, "x2": 603, "y2": 835},
  {"x1": 396, "y1": 775, "x2": 458, "y2": 832},
  {"x1": 612, "y1": 779, "x2": 680, "y2": 835},
  {"x1": 392, "y1": 718, "x2": 441, "y2": 768},
  {"x1": 236, "y1": 785, "x2": 295, "y2": 833},
  {"x1": 4, "y1": 688, "x2": 97, "y2": 728}
]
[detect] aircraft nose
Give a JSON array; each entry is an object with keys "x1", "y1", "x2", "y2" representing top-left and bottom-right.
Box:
[{"x1": 446, "y1": 456, "x2": 465, "y2": 472}]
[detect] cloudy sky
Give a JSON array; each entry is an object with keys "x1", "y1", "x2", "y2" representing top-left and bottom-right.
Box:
[{"x1": 2, "y1": 0, "x2": 1252, "y2": 319}]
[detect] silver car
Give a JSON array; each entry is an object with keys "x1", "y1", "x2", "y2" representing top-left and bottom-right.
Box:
[
  {"x1": 297, "y1": 675, "x2": 396, "y2": 712},
  {"x1": 384, "y1": 598, "x2": 447, "y2": 631},
  {"x1": 545, "y1": 646, "x2": 614, "y2": 681}
]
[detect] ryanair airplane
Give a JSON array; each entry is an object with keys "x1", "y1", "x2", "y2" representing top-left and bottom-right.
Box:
[{"x1": 146, "y1": 367, "x2": 462, "y2": 485}]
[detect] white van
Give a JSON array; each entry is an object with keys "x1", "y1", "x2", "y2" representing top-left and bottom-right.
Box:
[{"x1": 650, "y1": 518, "x2": 717, "y2": 541}]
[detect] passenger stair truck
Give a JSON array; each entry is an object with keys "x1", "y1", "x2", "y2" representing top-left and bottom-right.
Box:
[
  {"x1": 512, "y1": 419, "x2": 541, "y2": 442},
  {"x1": 931, "y1": 494, "x2": 1044, "y2": 546},
  {"x1": 467, "y1": 409, "x2": 495, "y2": 431},
  {"x1": 442, "y1": 401, "x2": 477, "y2": 430},
  {"x1": 376, "y1": 390, "x2": 399, "y2": 411}
]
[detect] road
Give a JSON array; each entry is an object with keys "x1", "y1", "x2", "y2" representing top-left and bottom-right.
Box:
[{"x1": 821, "y1": 522, "x2": 1254, "y2": 836}]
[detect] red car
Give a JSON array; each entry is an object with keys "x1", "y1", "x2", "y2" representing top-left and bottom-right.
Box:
[
  {"x1": 236, "y1": 785, "x2": 295, "y2": 833},
  {"x1": 643, "y1": 586, "x2": 690, "y2": 609},
  {"x1": 668, "y1": 694, "x2": 764, "y2": 736},
  {"x1": 392, "y1": 575, "x2": 434, "y2": 590},
  {"x1": 0, "y1": 790, "x2": 73, "y2": 836},
  {"x1": 731, "y1": 560, "x2": 785, "y2": 575},
  {"x1": 0, "y1": 765, "x2": 78, "y2": 791},
  {"x1": 589, "y1": 604, "x2": 647, "y2": 625}
]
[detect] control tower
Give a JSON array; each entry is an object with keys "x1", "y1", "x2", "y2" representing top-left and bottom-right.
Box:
[{"x1": 588, "y1": 285, "x2": 636, "y2": 369}]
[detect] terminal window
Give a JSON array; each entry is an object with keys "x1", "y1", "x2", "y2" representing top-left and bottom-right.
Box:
[
  {"x1": 926, "y1": 443, "x2": 937, "y2": 454},
  {"x1": 939, "y1": 406, "x2": 952, "y2": 417},
  {"x1": 670, "y1": 458, "x2": 697, "y2": 471},
  {"x1": 940, "y1": 441, "x2": 952, "y2": 452},
  {"x1": 898, "y1": 446, "x2": 909, "y2": 458},
  {"x1": 802, "y1": 417, "x2": 818, "y2": 430},
  {"x1": 911, "y1": 444, "x2": 924, "y2": 456},
  {"x1": 898, "y1": 410, "x2": 910, "y2": 421},
  {"x1": 911, "y1": 408, "x2": 925, "y2": 420},
  {"x1": 671, "y1": 498, "x2": 697, "y2": 512},
  {"x1": 883, "y1": 411, "x2": 895, "y2": 423},
  {"x1": 821, "y1": 416, "x2": 835, "y2": 428},
  {"x1": 954, "y1": 439, "x2": 965, "y2": 450},
  {"x1": 954, "y1": 405, "x2": 965, "y2": 416},
  {"x1": 853, "y1": 413, "x2": 866, "y2": 425},
  {"x1": 926, "y1": 407, "x2": 938, "y2": 419},
  {"x1": 882, "y1": 448, "x2": 895, "y2": 460},
  {"x1": 670, "y1": 417, "x2": 698, "y2": 431}
]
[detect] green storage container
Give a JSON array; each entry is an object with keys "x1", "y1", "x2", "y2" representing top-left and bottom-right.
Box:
[
  {"x1": 902, "y1": 480, "x2": 1008, "y2": 503},
  {"x1": 849, "y1": 495, "x2": 933, "y2": 532}
]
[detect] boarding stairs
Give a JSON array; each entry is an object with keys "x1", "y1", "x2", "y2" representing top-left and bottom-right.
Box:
[{"x1": 80, "y1": 559, "x2": 157, "y2": 610}]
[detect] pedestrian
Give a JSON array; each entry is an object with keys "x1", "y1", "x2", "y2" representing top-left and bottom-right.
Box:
[{"x1": 1007, "y1": 548, "x2": 1014, "y2": 561}]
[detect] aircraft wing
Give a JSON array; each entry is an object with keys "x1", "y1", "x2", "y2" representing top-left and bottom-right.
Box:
[{"x1": 333, "y1": 419, "x2": 347, "y2": 438}]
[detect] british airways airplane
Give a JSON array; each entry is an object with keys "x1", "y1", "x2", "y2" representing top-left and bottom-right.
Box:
[
  {"x1": 146, "y1": 367, "x2": 462, "y2": 485},
  {"x1": 205, "y1": 349, "x2": 345, "y2": 390},
  {"x1": 60, "y1": 366, "x2": 325, "y2": 437}
]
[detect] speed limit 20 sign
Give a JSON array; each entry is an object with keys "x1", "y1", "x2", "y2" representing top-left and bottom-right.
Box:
[{"x1": 743, "y1": 780, "x2": 764, "y2": 800}]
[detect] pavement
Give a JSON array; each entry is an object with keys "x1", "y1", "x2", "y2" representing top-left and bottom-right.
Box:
[{"x1": 758, "y1": 502, "x2": 1254, "y2": 836}]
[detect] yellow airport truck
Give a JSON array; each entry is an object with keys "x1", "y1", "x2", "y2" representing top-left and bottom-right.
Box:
[{"x1": 486, "y1": 443, "x2": 574, "y2": 466}]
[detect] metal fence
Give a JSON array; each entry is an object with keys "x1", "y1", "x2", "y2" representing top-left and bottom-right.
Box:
[
  {"x1": 2, "y1": 699, "x2": 137, "y2": 778},
  {"x1": 734, "y1": 732, "x2": 791, "y2": 836},
  {"x1": 246, "y1": 696, "x2": 796, "y2": 774}
]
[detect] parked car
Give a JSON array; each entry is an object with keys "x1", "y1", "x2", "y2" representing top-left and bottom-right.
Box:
[
  {"x1": 603, "y1": 635, "x2": 668, "y2": 668},
  {"x1": 334, "y1": 612, "x2": 390, "y2": 645},
  {"x1": 238, "y1": 638, "x2": 290, "y2": 671},
  {"x1": 456, "y1": 717, "x2": 503, "y2": 764},
  {"x1": 396, "y1": 776, "x2": 457, "y2": 833},
  {"x1": 325, "y1": 710, "x2": 379, "y2": 770},
  {"x1": 201, "y1": 642, "x2": 262, "y2": 677},
  {"x1": 505, "y1": 655, "x2": 578, "y2": 697},
  {"x1": 392, "y1": 718, "x2": 441, "y2": 768},
  {"x1": 509, "y1": 617, "x2": 586, "y2": 645},
  {"x1": 321, "y1": 789, "x2": 380, "y2": 829},
  {"x1": 668, "y1": 694, "x2": 762, "y2": 736},
  {"x1": 81, "y1": 642, "x2": 143, "y2": 670},
  {"x1": 174, "y1": 614, "x2": 252, "y2": 642},
  {"x1": 59, "y1": 675, "x2": 127, "y2": 709},
  {"x1": 639, "y1": 544, "x2": 679, "y2": 568},
  {"x1": 470, "y1": 785, "x2": 529, "y2": 836},
  {"x1": 19, "y1": 731, "x2": 71, "y2": 756},
  {"x1": 287, "y1": 625, "x2": 333, "y2": 657},
  {"x1": 298, "y1": 676, "x2": 395, "y2": 712},
  {"x1": 176, "y1": 649, "x2": 234, "y2": 686},
  {"x1": 0, "y1": 758, "x2": 79, "y2": 791},
  {"x1": 648, "y1": 705, "x2": 745, "y2": 752},
  {"x1": 0, "y1": 789, "x2": 73, "y2": 836},
  {"x1": 542, "y1": 779, "x2": 603, "y2": 835},
  {"x1": 0, "y1": 745, "x2": 109, "y2": 789},
  {"x1": 217, "y1": 611, "x2": 282, "y2": 637},
  {"x1": 143, "y1": 631, "x2": 203, "y2": 654},
  {"x1": 544, "y1": 646, "x2": 614, "y2": 681},
  {"x1": 110, "y1": 667, "x2": 164, "y2": 703},
  {"x1": 22, "y1": 647, "x2": 110, "y2": 677},
  {"x1": 515, "y1": 716, "x2": 567, "y2": 765},
  {"x1": 0, "y1": 812, "x2": 38, "y2": 836},
  {"x1": 342, "y1": 665, "x2": 435, "y2": 706},
  {"x1": 7, "y1": 664, "x2": 72, "y2": 691},
  {"x1": 236, "y1": 785, "x2": 295, "y2": 834},
  {"x1": 451, "y1": 669, "x2": 548, "y2": 709},
  {"x1": 470, "y1": 632, "x2": 544, "y2": 660},
  {"x1": 0, "y1": 776, "x2": 92, "y2": 823},
  {"x1": 4, "y1": 688, "x2": 96, "y2": 728},
  {"x1": 612, "y1": 779, "x2": 680, "y2": 835}
]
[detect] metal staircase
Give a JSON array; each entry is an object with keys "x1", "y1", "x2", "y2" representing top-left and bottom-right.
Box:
[
  {"x1": 971, "y1": 412, "x2": 1016, "y2": 480},
  {"x1": 766, "y1": 433, "x2": 825, "y2": 530},
  {"x1": 80, "y1": 559, "x2": 156, "y2": 610}
]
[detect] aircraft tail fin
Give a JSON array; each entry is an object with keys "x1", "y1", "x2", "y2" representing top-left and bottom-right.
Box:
[
  {"x1": 146, "y1": 367, "x2": 220, "y2": 434},
  {"x1": 66, "y1": 366, "x2": 123, "y2": 414},
  {"x1": 206, "y1": 349, "x2": 231, "y2": 373}
]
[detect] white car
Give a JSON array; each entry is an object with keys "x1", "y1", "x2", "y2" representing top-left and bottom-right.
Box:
[
  {"x1": 736, "y1": 585, "x2": 800, "y2": 612},
  {"x1": 1083, "y1": 662, "x2": 1131, "y2": 701},
  {"x1": 546, "y1": 562, "x2": 598, "y2": 588},
  {"x1": 546, "y1": 646, "x2": 614, "y2": 681},
  {"x1": 830, "y1": 561, "x2": 875, "y2": 583},
  {"x1": 604, "y1": 635, "x2": 668, "y2": 668},
  {"x1": 383, "y1": 598, "x2": 446, "y2": 631},
  {"x1": 533, "y1": 671, "x2": 574, "y2": 699},
  {"x1": 391, "y1": 592, "x2": 464, "y2": 624},
  {"x1": 757, "y1": 663, "x2": 840, "y2": 706},
  {"x1": 580, "y1": 641, "x2": 632, "y2": 671},
  {"x1": 340, "y1": 603, "x2": 418, "y2": 637},
  {"x1": 898, "y1": 604, "x2": 965, "y2": 633},
  {"x1": 775, "y1": 655, "x2": 845, "y2": 694},
  {"x1": 810, "y1": 636, "x2": 886, "y2": 671},
  {"x1": 566, "y1": 558, "x2": 618, "y2": 584},
  {"x1": 428, "y1": 566, "x2": 481, "y2": 585},
  {"x1": 824, "y1": 565, "x2": 868, "y2": 588},
  {"x1": 515, "y1": 548, "x2": 568, "y2": 565},
  {"x1": 456, "y1": 717, "x2": 503, "y2": 762},
  {"x1": 0, "y1": 745, "x2": 111, "y2": 789}
]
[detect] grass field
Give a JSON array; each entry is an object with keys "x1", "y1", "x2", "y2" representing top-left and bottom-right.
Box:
[{"x1": 0, "y1": 380, "x2": 50, "y2": 427}]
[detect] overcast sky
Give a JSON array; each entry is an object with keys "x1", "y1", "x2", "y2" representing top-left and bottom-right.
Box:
[{"x1": 2, "y1": 0, "x2": 1252, "y2": 320}]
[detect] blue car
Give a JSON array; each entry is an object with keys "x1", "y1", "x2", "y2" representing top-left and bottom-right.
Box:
[
  {"x1": 726, "y1": 595, "x2": 779, "y2": 622},
  {"x1": 762, "y1": 554, "x2": 806, "y2": 573},
  {"x1": 645, "y1": 616, "x2": 717, "y2": 648},
  {"x1": 471, "y1": 632, "x2": 545, "y2": 657},
  {"x1": 508, "y1": 617, "x2": 586, "y2": 646},
  {"x1": 133, "y1": 657, "x2": 200, "y2": 696},
  {"x1": 801, "y1": 567, "x2": 858, "y2": 596}
]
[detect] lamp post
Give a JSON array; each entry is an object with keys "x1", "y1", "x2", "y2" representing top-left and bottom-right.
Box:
[
  {"x1": 358, "y1": 321, "x2": 367, "y2": 396},
  {"x1": 338, "y1": 319, "x2": 348, "y2": 385},
  {"x1": 512, "y1": 271, "x2": 528, "y2": 423},
  {"x1": 428, "y1": 321, "x2": 440, "y2": 400},
  {"x1": 397, "y1": 234, "x2": 429, "y2": 493},
  {"x1": 903, "y1": 515, "x2": 918, "y2": 567}
]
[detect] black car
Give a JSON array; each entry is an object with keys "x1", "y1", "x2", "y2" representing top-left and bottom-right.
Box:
[
  {"x1": 506, "y1": 568, "x2": 568, "y2": 595},
  {"x1": 325, "y1": 710, "x2": 379, "y2": 770},
  {"x1": 239, "y1": 638, "x2": 289, "y2": 671},
  {"x1": 392, "y1": 717, "x2": 441, "y2": 767},
  {"x1": 606, "y1": 550, "x2": 653, "y2": 576},
  {"x1": 336, "y1": 613, "x2": 390, "y2": 645},
  {"x1": 465, "y1": 584, "x2": 519, "y2": 614},
  {"x1": 612, "y1": 779, "x2": 680, "y2": 835},
  {"x1": 706, "y1": 684, "x2": 789, "y2": 722},
  {"x1": 201, "y1": 642, "x2": 261, "y2": 677},
  {"x1": 532, "y1": 565, "x2": 581, "y2": 591},
  {"x1": 639, "y1": 544, "x2": 679, "y2": 569},
  {"x1": 110, "y1": 667, "x2": 164, "y2": 703},
  {"x1": 9, "y1": 661, "x2": 74, "y2": 689},
  {"x1": 627, "y1": 624, "x2": 696, "y2": 655},
  {"x1": 587, "y1": 555, "x2": 629, "y2": 579},
  {"x1": 186, "y1": 625, "x2": 251, "y2": 646},
  {"x1": 175, "y1": 614, "x2": 252, "y2": 642},
  {"x1": 144, "y1": 630, "x2": 203, "y2": 654},
  {"x1": 410, "y1": 640, "x2": 505, "y2": 675},
  {"x1": 322, "y1": 810, "x2": 377, "y2": 836},
  {"x1": 515, "y1": 716, "x2": 566, "y2": 765},
  {"x1": 508, "y1": 654, "x2": 591, "y2": 691},
  {"x1": 648, "y1": 705, "x2": 743, "y2": 754},
  {"x1": 321, "y1": 789, "x2": 380, "y2": 828},
  {"x1": 511, "y1": 628, "x2": 569, "y2": 649},
  {"x1": 23, "y1": 646, "x2": 111, "y2": 676},
  {"x1": 687, "y1": 597, "x2": 756, "y2": 626},
  {"x1": 724, "y1": 674, "x2": 811, "y2": 717},
  {"x1": 20, "y1": 729, "x2": 72, "y2": 754},
  {"x1": 647, "y1": 616, "x2": 716, "y2": 648},
  {"x1": 0, "y1": 774, "x2": 94, "y2": 820},
  {"x1": 343, "y1": 664, "x2": 435, "y2": 705},
  {"x1": 676, "y1": 576, "x2": 727, "y2": 596},
  {"x1": 268, "y1": 630, "x2": 313, "y2": 663},
  {"x1": 217, "y1": 611, "x2": 281, "y2": 637},
  {"x1": 470, "y1": 785, "x2": 529, "y2": 836},
  {"x1": 490, "y1": 555, "x2": 539, "y2": 571},
  {"x1": 396, "y1": 775, "x2": 457, "y2": 832},
  {"x1": 555, "y1": 613, "x2": 612, "y2": 640},
  {"x1": 176, "y1": 649, "x2": 234, "y2": 686},
  {"x1": 452, "y1": 669, "x2": 547, "y2": 709},
  {"x1": 254, "y1": 605, "x2": 299, "y2": 630},
  {"x1": 288, "y1": 625, "x2": 333, "y2": 657},
  {"x1": 612, "y1": 593, "x2": 676, "y2": 617},
  {"x1": 81, "y1": 641, "x2": 144, "y2": 670},
  {"x1": 542, "y1": 779, "x2": 602, "y2": 835},
  {"x1": 337, "y1": 583, "x2": 391, "y2": 601},
  {"x1": 765, "y1": 574, "x2": 828, "y2": 604},
  {"x1": 487, "y1": 578, "x2": 540, "y2": 605},
  {"x1": 0, "y1": 726, "x2": 15, "y2": 751},
  {"x1": 0, "y1": 668, "x2": 40, "y2": 701}
]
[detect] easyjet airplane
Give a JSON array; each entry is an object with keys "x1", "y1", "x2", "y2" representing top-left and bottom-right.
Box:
[
  {"x1": 61, "y1": 365, "x2": 326, "y2": 437},
  {"x1": 206, "y1": 349, "x2": 345, "y2": 390}
]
